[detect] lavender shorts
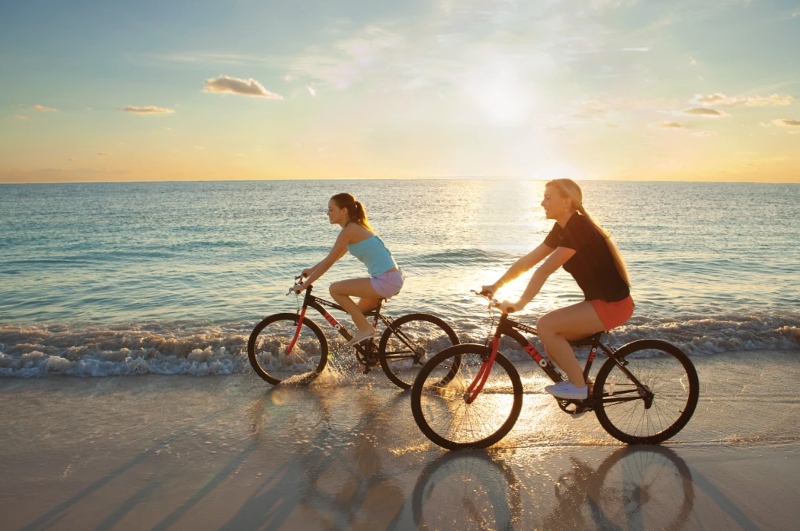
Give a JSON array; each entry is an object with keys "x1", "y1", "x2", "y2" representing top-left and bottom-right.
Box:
[{"x1": 370, "y1": 270, "x2": 404, "y2": 299}]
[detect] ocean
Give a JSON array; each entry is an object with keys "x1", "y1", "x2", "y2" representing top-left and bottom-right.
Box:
[{"x1": 1, "y1": 179, "x2": 798, "y2": 377}]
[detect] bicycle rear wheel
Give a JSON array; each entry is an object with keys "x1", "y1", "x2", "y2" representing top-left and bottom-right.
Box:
[
  {"x1": 247, "y1": 313, "x2": 328, "y2": 385},
  {"x1": 594, "y1": 340, "x2": 699, "y2": 444},
  {"x1": 378, "y1": 313, "x2": 460, "y2": 390},
  {"x1": 411, "y1": 344, "x2": 523, "y2": 450}
]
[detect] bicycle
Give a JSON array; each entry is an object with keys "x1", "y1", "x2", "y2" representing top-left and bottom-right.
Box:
[
  {"x1": 247, "y1": 277, "x2": 460, "y2": 389},
  {"x1": 410, "y1": 292, "x2": 699, "y2": 449}
]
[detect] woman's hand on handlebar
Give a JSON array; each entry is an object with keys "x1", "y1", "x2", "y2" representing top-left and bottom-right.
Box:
[
  {"x1": 498, "y1": 301, "x2": 517, "y2": 314},
  {"x1": 480, "y1": 284, "x2": 498, "y2": 298},
  {"x1": 288, "y1": 274, "x2": 309, "y2": 294},
  {"x1": 474, "y1": 288, "x2": 518, "y2": 314}
]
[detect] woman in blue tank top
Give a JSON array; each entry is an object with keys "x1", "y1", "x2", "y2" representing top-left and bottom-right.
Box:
[{"x1": 292, "y1": 193, "x2": 404, "y2": 345}]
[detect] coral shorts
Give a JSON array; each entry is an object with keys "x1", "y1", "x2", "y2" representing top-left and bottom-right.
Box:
[{"x1": 590, "y1": 295, "x2": 634, "y2": 331}]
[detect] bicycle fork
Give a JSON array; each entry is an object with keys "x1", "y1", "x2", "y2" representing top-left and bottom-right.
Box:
[
  {"x1": 285, "y1": 307, "x2": 308, "y2": 356},
  {"x1": 464, "y1": 337, "x2": 500, "y2": 404}
]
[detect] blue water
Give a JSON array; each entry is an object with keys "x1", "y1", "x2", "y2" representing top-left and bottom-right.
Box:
[{"x1": 1, "y1": 180, "x2": 798, "y2": 376}]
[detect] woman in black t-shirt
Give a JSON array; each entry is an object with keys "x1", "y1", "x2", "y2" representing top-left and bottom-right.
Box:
[{"x1": 482, "y1": 179, "x2": 634, "y2": 400}]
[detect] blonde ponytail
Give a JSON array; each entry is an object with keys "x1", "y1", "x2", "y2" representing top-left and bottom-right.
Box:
[{"x1": 546, "y1": 179, "x2": 630, "y2": 287}]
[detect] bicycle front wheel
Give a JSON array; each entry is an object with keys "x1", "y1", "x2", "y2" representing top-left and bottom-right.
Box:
[
  {"x1": 411, "y1": 344, "x2": 523, "y2": 450},
  {"x1": 378, "y1": 313, "x2": 460, "y2": 390},
  {"x1": 247, "y1": 313, "x2": 328, "y2": 385},
  {"x1": 594, "y1": 340, "x2": 699, "y2": 444}
]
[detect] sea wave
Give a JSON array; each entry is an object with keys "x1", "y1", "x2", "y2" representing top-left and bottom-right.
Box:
[{"x1": 0, "y1": 312, "x2": 797, "y2": 378}]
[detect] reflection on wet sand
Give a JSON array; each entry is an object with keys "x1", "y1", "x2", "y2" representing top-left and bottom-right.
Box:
[
  {"x1": 411, "y1": 446, "x2": 693, "y2": 531},
  {"x1": 227, "y1": 384, "x2": 409, "y2": 529},
  {"x1": 1, "y1": 368, "x2": 797, "y2": 530}
]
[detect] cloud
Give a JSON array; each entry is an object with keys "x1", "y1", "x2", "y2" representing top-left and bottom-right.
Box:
[
  {"x1": 15, "y1": 115, "x2": 29, "y2": 120},
  {"x1": 693, "y1": 131, "x2": 718, "y2": 137},
  {"x1": 159, "y1": 52, "x2": 265, "y2": 66},
  {"x1": 691, "y1": 93, "x2": 793, "y2": 107},
  {"x1": 741, "y1": 94, "x2": 794, "y2": 106},
  {"x1": 572, "y1": 100, "x2": 611, "y2": 117},
  {"x1": 307, "y1": 86, "x2": 316, "y2": 96},
  {"x1": 32, "y1": 104, "x2": 58, "y2": 112},
  {"x1": 97, "y1": 152, "x2": 110, "y2": 156},
  {"x1": 619, "y1": 47, "x2": 649, "y2": 52},
  {"x1": 656, "y1": 121, "x2": 684, "y2": 129},
  {"x1": 682, "y1": 107, "x2": 728, "y2": 117},
  {"x1": 772, "y1": 119, "x2": 800, "y2": 127},
  {"x1": 204, "y1": 75, "x2": 283, "y2": 98},
  {"x1": 123, "y1": 105, "x2": 175, "y2": 114},
  {"x1": 691, "y1": 93, "x2": 734, "y2": 106}
]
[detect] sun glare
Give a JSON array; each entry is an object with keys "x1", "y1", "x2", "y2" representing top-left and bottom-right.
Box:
[{"x1": 464, "y1": 60, "x2": 535, "y2": 127}]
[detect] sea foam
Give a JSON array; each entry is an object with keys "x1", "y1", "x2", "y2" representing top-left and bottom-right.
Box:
[{"x1": 0, "y1": 311, "x2": 797, "y2": 377}]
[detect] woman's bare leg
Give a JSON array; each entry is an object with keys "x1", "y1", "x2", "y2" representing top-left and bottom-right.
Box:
[
  {"x1": 536, "y1": 301, "x2": 605, "y2": 387},
  {"x1": 329, "y1": 278, "x2": 383, "y2": 335}
]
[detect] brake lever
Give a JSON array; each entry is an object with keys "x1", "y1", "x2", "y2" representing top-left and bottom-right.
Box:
[{"x1": 287, "y1": 274, "x2": 305, "y2": 296}]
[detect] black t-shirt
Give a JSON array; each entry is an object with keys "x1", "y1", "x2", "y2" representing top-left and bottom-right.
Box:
[{"x1": 543, "y1": 214, "x2": 630, "y2": 302}]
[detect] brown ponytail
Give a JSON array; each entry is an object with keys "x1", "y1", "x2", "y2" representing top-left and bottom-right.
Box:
[
  {"x1": 546, "y1": 179, "x2": 631, "y2": 287},
  {"x1": 330, "y1": 193, "x2": 373, "y2": 230}
]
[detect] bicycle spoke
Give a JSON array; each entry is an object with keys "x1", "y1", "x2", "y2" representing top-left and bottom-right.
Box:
[
  {"x1": 594, "y1": 342, "x2": 698, "y2": 444},
  {"x1": 412, "y1": 347, "x2": 522, "y2": 449},
  {"x1": 379, "y1": 313, "x2": 459, "y2": 390}
]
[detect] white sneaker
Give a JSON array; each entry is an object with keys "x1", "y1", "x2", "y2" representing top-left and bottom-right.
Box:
[
  {"x1": 545, "y1": 381, "x2": 588, "y2": 400},
  {"x1": 347, "y1": 329, "x2": 377, "y2": 346}
]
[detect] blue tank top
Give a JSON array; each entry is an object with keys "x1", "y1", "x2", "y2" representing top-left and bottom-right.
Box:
[{"x1": 347, "y1": 235, "x2": 398, "y2": 276}]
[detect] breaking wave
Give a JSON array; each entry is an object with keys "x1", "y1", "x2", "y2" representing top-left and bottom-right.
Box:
[{"x1": 1, "y1": 311, "x2": 797, "y2": 377}]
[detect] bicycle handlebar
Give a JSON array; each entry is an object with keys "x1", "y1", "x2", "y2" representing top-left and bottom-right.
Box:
[
  {"x1": 287, "y1": 274, "x2": 306, "y2": 296},
  {"x1": 471, "y1": 290, "x2": 515, "y2": 313}
]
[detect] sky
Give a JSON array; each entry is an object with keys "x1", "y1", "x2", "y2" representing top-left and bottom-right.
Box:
[{"x1": 1, "y1": 0, "x2": 799, "y2": 183}]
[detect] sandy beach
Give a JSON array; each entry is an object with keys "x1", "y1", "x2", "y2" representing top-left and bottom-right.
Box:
[{"x1": 1, "y1": 350, "x2": 798, "y2": 530}]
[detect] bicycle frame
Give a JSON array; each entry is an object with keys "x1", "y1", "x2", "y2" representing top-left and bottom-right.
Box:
[
  {"x1": 284, "y1": 285, "x2": 387, "y2": 358},
  {"x1": 469, "y1": 311, "x2": 652, "y2": 407}
]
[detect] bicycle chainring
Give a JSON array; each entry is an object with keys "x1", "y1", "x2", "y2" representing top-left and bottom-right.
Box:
[{"x1": 557, "y1": 399, "x2": 593, "y2": 415}]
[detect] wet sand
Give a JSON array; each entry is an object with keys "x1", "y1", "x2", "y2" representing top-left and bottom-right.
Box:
[{"x1": 1, "y1": 350, "x2": 798, "y2": 530}]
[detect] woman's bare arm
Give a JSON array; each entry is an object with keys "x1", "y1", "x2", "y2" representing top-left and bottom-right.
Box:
[
  {"x1": 485, "y1": 242, "x2": 555, "y2": 295},
  {"x1": 501, "y1": 246, "x2": 576, "y2": 312}
]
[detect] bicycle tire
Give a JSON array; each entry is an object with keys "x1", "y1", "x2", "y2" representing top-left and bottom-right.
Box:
[
  {"x1": 594, "y1": 340, "x2": 699, "y2": 444},
  {"x1": 378, "y1": 313, "x2": 460, "y2": 390},
  {"x1": 247, "y1": 313, "x2": 328, "y2": 385},
  {"x1": 411, "y1": 344, "x2": 523, "y2": 450}
]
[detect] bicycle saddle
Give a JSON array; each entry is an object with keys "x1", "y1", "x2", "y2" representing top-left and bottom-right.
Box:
[{"x1": 569, "y1": 332, "x2": 603, "y2": 347}]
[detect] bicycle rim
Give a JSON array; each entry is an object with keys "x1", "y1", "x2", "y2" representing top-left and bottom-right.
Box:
[
  {"x1": 411, "y1": 345, "x2": 522, "y2": 450},
  {"x1": 594, "y1": 340, "x2": 699, "y2": 444}
]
